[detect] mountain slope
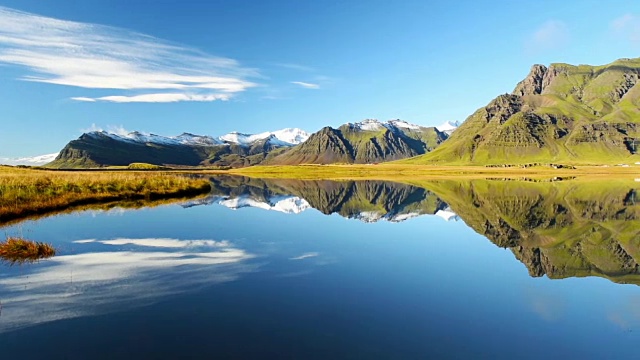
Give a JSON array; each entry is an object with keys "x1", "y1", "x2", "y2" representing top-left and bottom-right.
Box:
[
  {"x1": 48, "y1": 128, "x2": 309, "y2": 168},
  {"x1": 403, "y1": 58, "x2": 640, "y2": 165},
  {"x1": 267, "y1": 119, "x2": 447, "y2": 165}
]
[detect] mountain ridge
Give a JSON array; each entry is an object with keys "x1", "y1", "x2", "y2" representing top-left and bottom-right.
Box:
[{"x1": 47, "y1": 119, "x2": 451, "y2": 168}]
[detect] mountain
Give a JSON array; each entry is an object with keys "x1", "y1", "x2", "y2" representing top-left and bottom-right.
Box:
[
  {"x1": 47, "y1": 128, "x2": 310, "y2": 168},
  {"x1": 403, "y1": 58, "x2": 640, "y2": 165},
  {"x1": 0, "y1": 153, "x2": 59, "y2": 166},
  {"x1": 267, "y1": 119, "x2": 447, "y2": 165},
  {"x1": 435, "y1": 121, "x2": 460, "y2": 136}
]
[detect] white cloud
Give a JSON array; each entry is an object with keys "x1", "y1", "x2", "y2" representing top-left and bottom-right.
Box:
[
  {"x1": 612, "y1": 14, "x2": 640, "y2": 43},
  {"x1": 291, "y1": 81, "x2": 320, "y2": 89},
  {"x1": 0, "y1": 6, "x2": 258, "y2": 103},
  {"x1": 526, "y1": 20, "x2": 569, "y2": 53},
  {"x1": 71, "y1": 97, "x2": 96, "y2": 102}
]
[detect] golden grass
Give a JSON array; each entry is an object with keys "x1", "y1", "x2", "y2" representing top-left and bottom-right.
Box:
[
  {"x1": 0, "y1": 166, "x2": 211, "y2": 222},
  {"x1": 0, "y1": 237, "x2": 56, "y2": 265}
]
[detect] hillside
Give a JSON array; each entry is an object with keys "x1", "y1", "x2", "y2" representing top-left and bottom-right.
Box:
[
  {"x1": 403, "y1": 58, "x2": 640, "y2": 165},
  {"x1": 267, "y1": 119, "x2": 447, "y2": 165}
]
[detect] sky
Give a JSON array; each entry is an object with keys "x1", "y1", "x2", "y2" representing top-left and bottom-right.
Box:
[{"x1": 1, "y1": 0, "x2": 640, "y2": 157}]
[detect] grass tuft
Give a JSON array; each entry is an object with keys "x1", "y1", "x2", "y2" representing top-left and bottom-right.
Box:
[{"x1": 0, "y1": 237, "x2": 56, "y2": 265}]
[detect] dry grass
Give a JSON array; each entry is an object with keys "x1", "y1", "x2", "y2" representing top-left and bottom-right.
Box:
[
  {"x1": 0, "y1": 166, "x2": 211, "y2": 222},
  {"x1": 0, "y1": 237, "x2": 56, "y2": 265}
]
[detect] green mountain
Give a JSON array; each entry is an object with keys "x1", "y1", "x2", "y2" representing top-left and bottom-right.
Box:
[
  {"x1": 402, "y1": 58, "x2": 640, "y2": 165},
  {"x1": 266, "y1": 119, "x2": 447, "y2": 165}
]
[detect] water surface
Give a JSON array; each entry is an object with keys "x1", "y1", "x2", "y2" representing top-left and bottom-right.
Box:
[{"x1": 1, "y1": 176, "x2": 639, "y2": 359}]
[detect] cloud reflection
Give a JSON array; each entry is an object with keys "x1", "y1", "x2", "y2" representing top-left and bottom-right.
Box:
[{"x1": 0, "y1": 238, "x2": 255, "y2": 333}]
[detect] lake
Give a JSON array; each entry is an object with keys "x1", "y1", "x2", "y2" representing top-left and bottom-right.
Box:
[{"x1": 1, "y1": 175, "x2": 639, "y2": 359}]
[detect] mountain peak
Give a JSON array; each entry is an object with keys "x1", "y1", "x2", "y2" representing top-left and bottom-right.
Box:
[{"x1": 513, "y1": 64, "x2": 548, "y2": 96}]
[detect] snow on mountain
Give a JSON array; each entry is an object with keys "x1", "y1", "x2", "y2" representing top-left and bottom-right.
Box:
[
  {"x1": 436, "y1": 121, "x2": 460, "y2": 135},
  {"x1": 87, "y1": 128, "x2": 309, "y2": 148},
  {"x1": 348, "y1": 119, "x2": 425, "y2": 132},
  {"x1": 0, "y1": 152, "x2": 59, "y2": 166},
  {"x1": 386, "y1": 119, "x2": 421, "y2": 130},
  {"x1": 219, "y1": 128, "x2": 309, "y2": 146},
  {"x1": 174, "y1": 133, "x2": 222, "y2": 146},
  {"x1": 349, "y1": 119, "x2": 386, "y2": 131}
]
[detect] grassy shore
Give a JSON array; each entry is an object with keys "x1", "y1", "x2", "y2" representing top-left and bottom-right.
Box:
[
  {"x1": 227, "y1": 163, "x2": 640, "y2": 180},
  {"x1": 0, "y1": 166, "x2": 212, "y2": 222}
]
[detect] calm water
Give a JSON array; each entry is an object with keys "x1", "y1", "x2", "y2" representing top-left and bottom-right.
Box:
[{"x1": 1, "y1": 176, "x2": 640, "y2": 359}]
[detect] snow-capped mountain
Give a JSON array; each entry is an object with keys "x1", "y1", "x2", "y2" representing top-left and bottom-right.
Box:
[
  {"x1": 219, "y1": 128, "x2": 309, "y2": 146},
  {"x1": 0, "y1": 152, "x2": 59, "y2": 166},
  {"x1": 436, "y1": 121, "x2": 460, "y2": 135},
  {"x1": 346, "y1": 119, "x2": 425, "y2": 132},
  {"x1": 88, "y1": 128, "x2": 310, "y2": 148},
  {"x1": 92, "y1": 131, "x2": 223, "y2": 147}
]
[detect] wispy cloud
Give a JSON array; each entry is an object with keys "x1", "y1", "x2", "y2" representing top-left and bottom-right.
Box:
[
  {"x1": 80, "y1": 93, "x2": 232, "y2": 103},
  {"x1": 290, "y1": 252, "x2": 319, "y2": 260},
  {"x1": 612, "y1": 14, "x2": 640, "y2": 43},
  {"x1": 0, "y1": 6, "x2": 258, "y2": 103},
  {"x1": 526, "y1": 20, "x2": 569, "y2": 53},
  {"x1": 291, "y1": 81, "x2": 320, "y2": 89},
  {"x1": 275, "y1": 63, "x2": 316, "y2": 72}
]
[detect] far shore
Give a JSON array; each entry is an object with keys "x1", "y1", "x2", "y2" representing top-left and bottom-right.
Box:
[{"x1": 222, "y1": 164, "x2": 640, "y2": 181}]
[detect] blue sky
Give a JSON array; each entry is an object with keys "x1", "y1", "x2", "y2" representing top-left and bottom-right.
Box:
[{"x1": 1, "y1": 0, "x2": 639, "y2": 157}]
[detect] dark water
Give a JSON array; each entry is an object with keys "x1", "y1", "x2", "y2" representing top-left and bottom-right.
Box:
[{"x1": 1, "y1": 176, "x2": 640, "y2": 359}]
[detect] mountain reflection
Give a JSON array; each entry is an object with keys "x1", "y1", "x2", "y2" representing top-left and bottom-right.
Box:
[
  {"x1": 202, "y1": 176, "x2": 640, "y2": 286},
  {"x1": 186, "y1": 175, "x2": 454, "y2": 222}
]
